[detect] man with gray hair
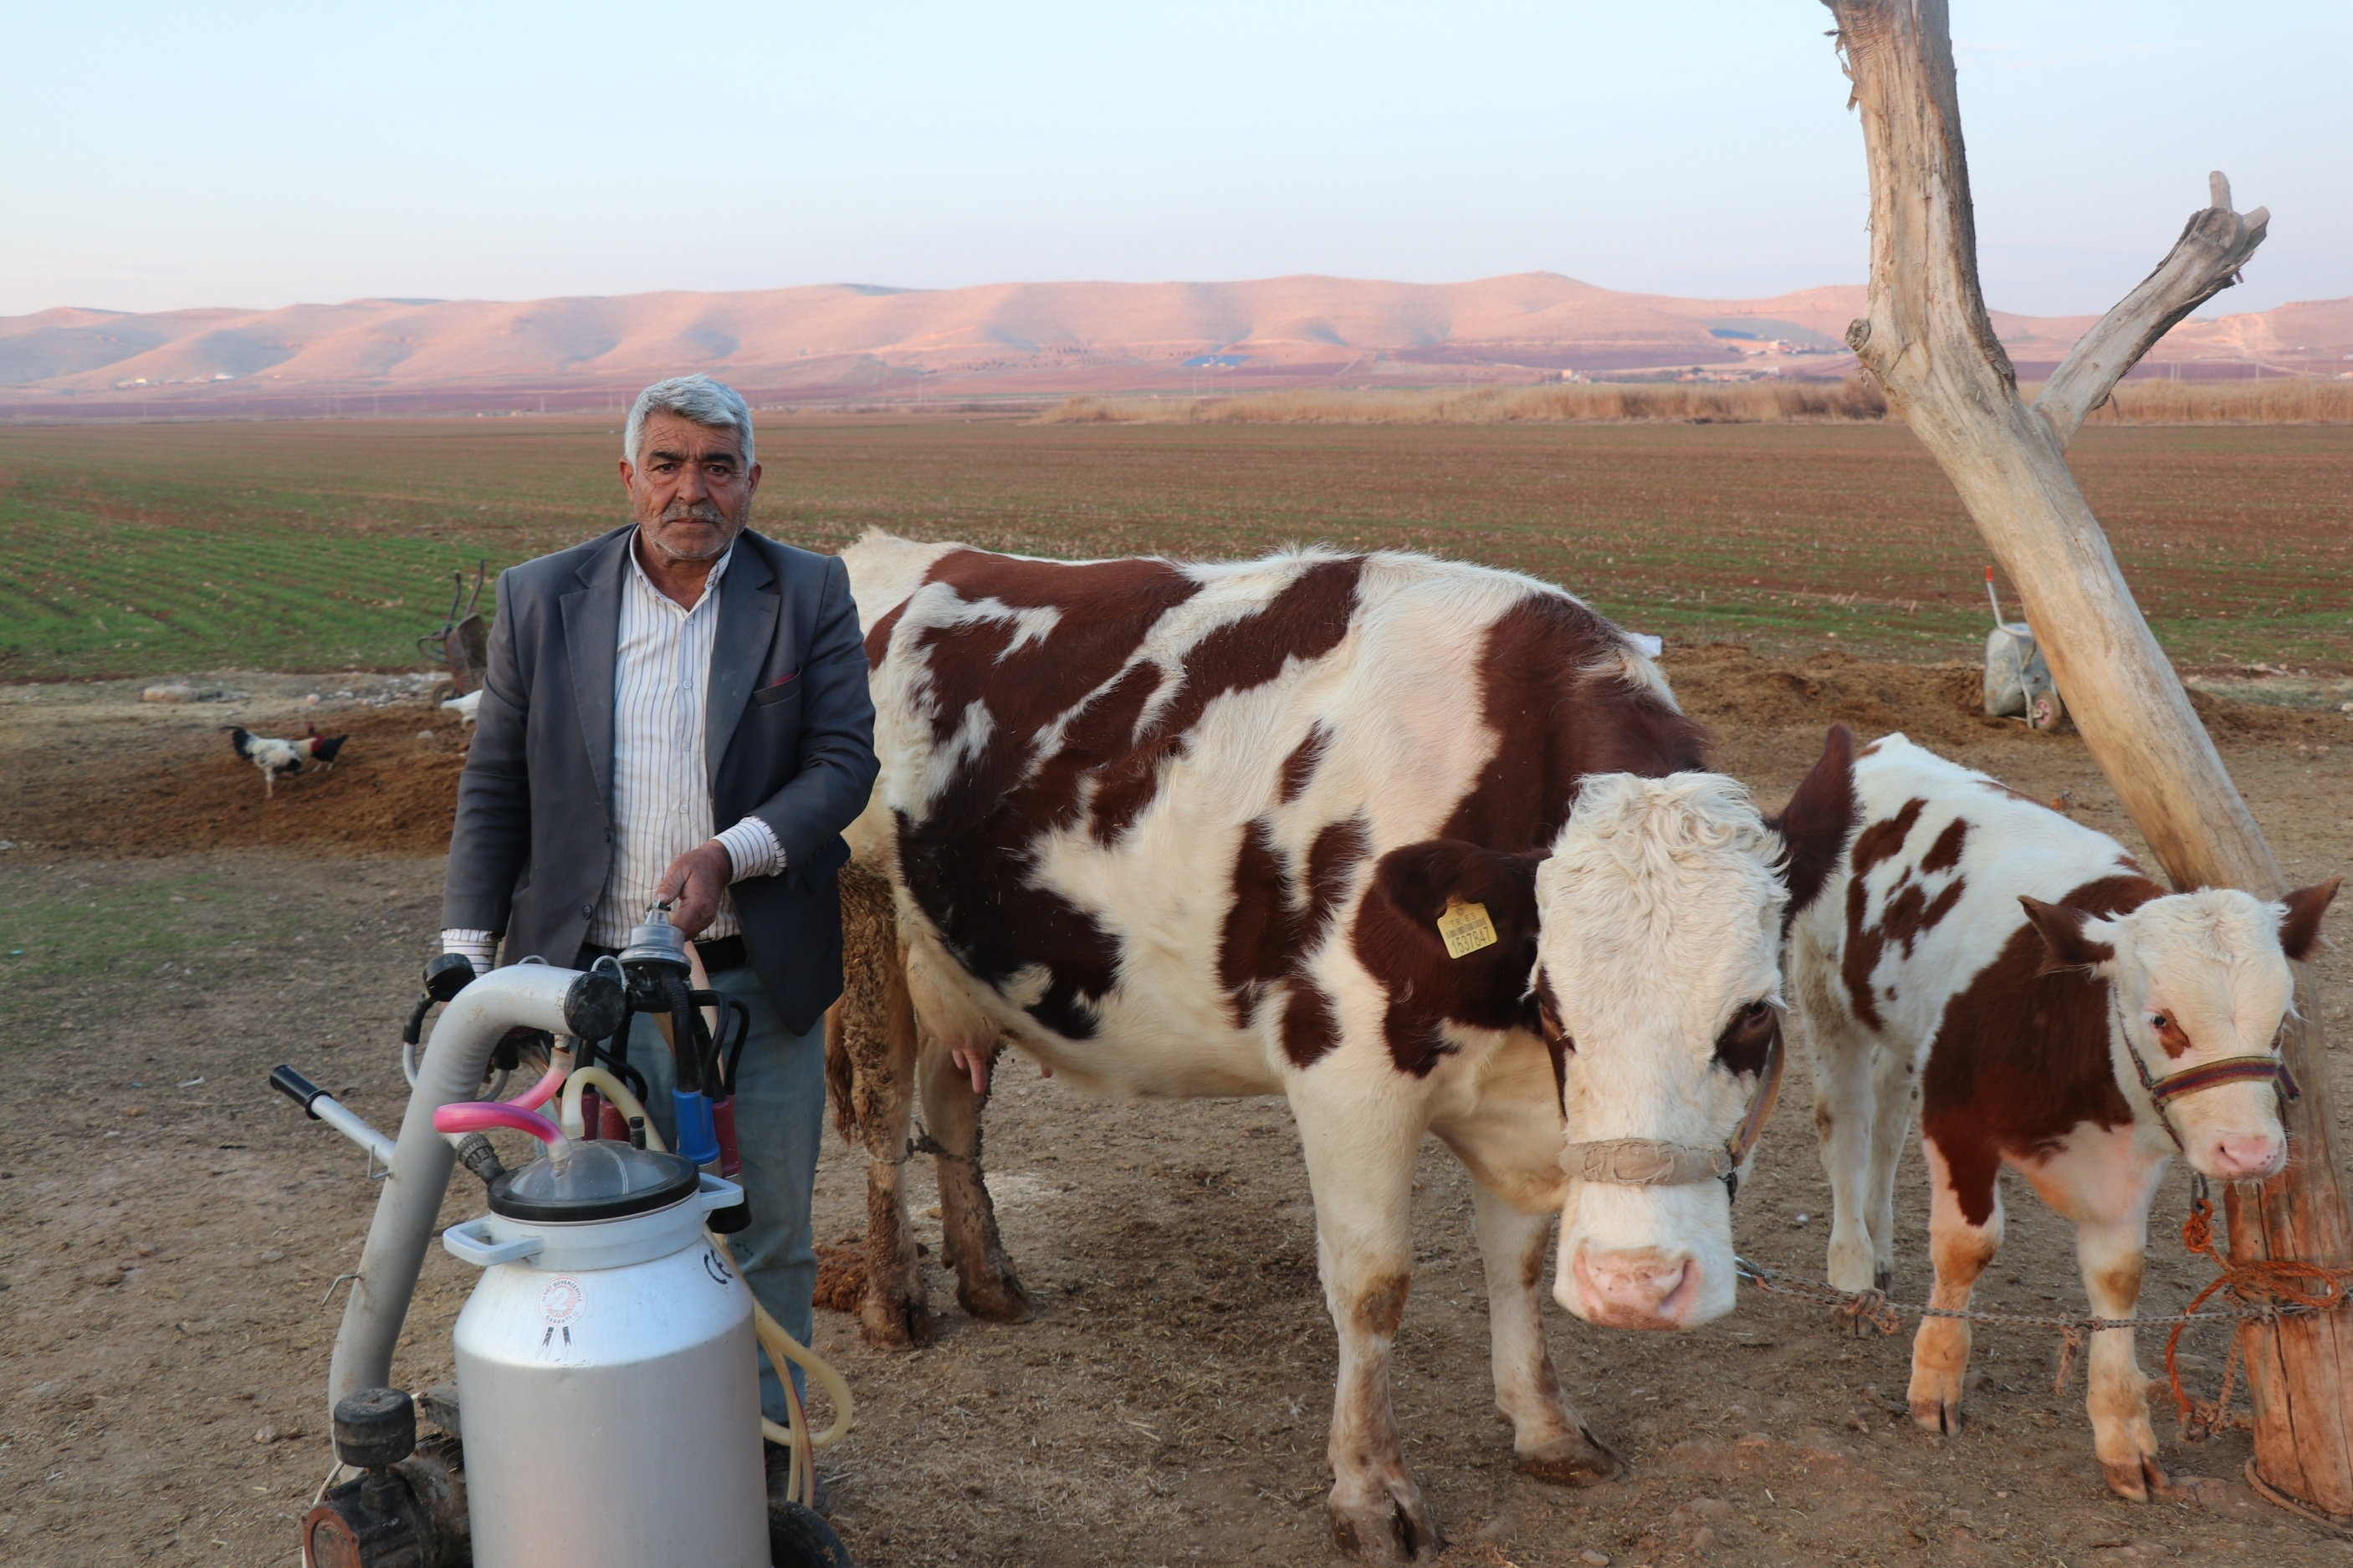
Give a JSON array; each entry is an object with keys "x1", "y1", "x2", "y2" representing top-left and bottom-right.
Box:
[{"x1": 442, "y1": 374, "x2": 877, "y2": 1504}]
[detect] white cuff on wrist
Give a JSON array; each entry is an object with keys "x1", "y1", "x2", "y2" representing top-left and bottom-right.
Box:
[
  {"x1": 441, "y1": 928, "x2": 500, "y2": 975},
  {"x1": 714, "y1": 816, "x2": 786, "y2": 882}
]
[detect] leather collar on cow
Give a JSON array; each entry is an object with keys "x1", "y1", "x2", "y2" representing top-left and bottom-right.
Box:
[
  {"x1": 1558, "y1": 1024, "x2": 1787, "y2": 1203},
  {"x1": 2114, "y1": 997, "x2": 2299, "y2": 1153}
]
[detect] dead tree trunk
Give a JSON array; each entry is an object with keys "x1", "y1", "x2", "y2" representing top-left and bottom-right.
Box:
[{"x1": 1823, "y1": 0, "x2": 2353, "y2": 1513}]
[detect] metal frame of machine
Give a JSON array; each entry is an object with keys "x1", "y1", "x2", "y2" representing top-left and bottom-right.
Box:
[{"x1": 269, "y1": 918, "x2": 854, "y2": 1568}]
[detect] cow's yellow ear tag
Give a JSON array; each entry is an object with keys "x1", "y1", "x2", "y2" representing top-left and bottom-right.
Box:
[{"x1": 1437, "y1": 898, "x2": 1499, "y2": 959}]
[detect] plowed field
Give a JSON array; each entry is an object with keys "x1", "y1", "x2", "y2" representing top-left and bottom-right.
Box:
[{"x1": 4, "y1": 417, "x2": 2350, "y2": 678}]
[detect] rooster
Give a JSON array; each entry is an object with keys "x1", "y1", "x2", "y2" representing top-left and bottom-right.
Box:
[
  {"x1": 227, "y1": 725, "x2": 348, "y2": 798},
  {"x1": 303, "y1": 721, "x2": 347, "y2": 774}
]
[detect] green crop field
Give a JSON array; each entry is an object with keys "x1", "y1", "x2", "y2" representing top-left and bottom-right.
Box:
[{"x1": 1, "y1": 414, "x2": 2345, "y2": 680}]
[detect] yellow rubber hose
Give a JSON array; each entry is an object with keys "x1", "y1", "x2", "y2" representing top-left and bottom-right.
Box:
[{"x1": 554, "y1": 1065, "x2": 853, "y2": 1506}]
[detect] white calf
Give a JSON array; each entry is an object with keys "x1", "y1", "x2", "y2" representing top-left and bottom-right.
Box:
[{"x1": 1789, "y1": 733, "x2": 2337, "y2": 1498}]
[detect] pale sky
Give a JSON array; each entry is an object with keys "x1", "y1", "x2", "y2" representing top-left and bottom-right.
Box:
[{"x1": 7, "y1": 1, "x2": 2345, "y2": 320}]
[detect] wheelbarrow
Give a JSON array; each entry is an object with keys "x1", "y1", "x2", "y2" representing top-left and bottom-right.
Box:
[
  {"x1": 1981, "y1": 567, "x2": 2066, "y2": 732},
  {"x1": 421, "y1": 562, "x2": 491, "y2": 697}
]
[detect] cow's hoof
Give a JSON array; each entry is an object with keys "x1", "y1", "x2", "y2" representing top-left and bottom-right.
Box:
[
  {"x1": 1906, "y1": 1359, "x2": 1966, "y2": 1435},
  {"x1": 1514, "y1": 1426, "x2": 1623, "y2": 1487},
  {"x1": 954, "y1": 1269, "x2": 1033, "y2": 1325},
  {"x1": 2102, "y1": 1453, "x2": 2166, "y2": 1502},
  {"x1": 1908, "y1": 1396, "x2": 1962, "y2": 1436},
  {"x1": 1327, "y1": 1491, "x2": 1442, "y2": 1563},
  {"x1": 1824, "y1": 1255, "x2": 1876, "y2": 1295},
  {"x1": 857, "y1": 1292, "x2": 935, "y2": 1350}
]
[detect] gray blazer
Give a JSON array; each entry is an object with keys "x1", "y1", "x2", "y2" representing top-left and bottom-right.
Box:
[{"x1": 442, "y1": 524, "x2": 880, "y2": 1033}]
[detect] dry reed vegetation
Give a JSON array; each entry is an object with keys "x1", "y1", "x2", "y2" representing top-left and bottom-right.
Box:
[
  {"x1": 1046, "y1": 374, "x2": 2353, "y2": 426},
  {"x1": 1043, "y1": 379, "x2": 1890, "y2": 426},
  {"x1": 2079, "y1": 375, "x2": 2353, "y2": 425}
]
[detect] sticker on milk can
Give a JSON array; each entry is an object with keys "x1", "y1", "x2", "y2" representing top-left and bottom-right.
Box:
[
  {"x1": 539, "y1": 1276, "x2": 586, "y2": 1325},
  {"x1": 536, "y1": 1276, "x2": 589, "y2": 1359}
]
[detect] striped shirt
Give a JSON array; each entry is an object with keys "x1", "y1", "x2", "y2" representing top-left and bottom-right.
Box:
[{"x1": 442, "y1": 530, "x2": 782, "y2": 972}]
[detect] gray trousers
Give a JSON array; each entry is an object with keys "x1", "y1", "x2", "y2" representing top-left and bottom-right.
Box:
[{"x1": 611, "y1": 962, "x2": 824, "y2": 1426}]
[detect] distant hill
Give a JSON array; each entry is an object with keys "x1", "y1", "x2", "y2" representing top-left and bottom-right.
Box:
[{"x1": 4, "y1": 273, "x2": 2344, "y2": 418}]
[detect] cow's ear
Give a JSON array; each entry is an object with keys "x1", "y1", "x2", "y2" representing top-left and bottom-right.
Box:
[
  {"x1": 1355, "y1": 840, "x2": 1547, "y2": 1056},
  {"x1": 1368, "y1": 840, "x2": 1541, "y2": 947},
  {"x1": 2020, "y1": 896, "x2": 2117, "y2": 975},
  {"x1": 1767, "y1": 723, "x2": 1859, "y2": 930},
  {"x1": 2279, "y1": 876, "x2": 2342, "y2": 963}
]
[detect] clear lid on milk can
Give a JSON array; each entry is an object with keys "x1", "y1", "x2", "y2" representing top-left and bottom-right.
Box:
[{"x1": 488, "y1": 1142, "x2": 700, "y2": 1223}]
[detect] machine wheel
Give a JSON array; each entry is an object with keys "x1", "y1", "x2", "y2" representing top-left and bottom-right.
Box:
[{"x1": 770, "y1": 1502, "x2": 854, "y2": 1568}]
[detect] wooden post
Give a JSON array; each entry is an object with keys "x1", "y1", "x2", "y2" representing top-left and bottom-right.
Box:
[{"x1": 1822, "y1": 0, "x2": 2353, "y2": 1514}]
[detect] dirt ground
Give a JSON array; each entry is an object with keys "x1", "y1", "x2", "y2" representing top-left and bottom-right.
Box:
[{"x1": 3, "y1": 651, "x2": 2351, "y2": 1567}]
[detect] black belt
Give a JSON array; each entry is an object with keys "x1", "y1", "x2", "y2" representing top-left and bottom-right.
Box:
[{"x1": 576, "y1": 933, "x2": 748, "y2": 974}]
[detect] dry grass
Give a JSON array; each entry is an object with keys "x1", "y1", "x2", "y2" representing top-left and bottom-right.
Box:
[
  {"x1": 2079, "y1": 375, "x2": 2353, "y2": 425},
  {"x1": 1041, "y1": 379, "x2": 1890, "y2": 426},
  {"x1": 1046, "y1": 373, "x2": 2353, "y2": 427}
]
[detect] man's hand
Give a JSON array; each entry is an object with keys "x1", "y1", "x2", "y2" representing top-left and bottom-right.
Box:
[{"x1": 655, "y1": 841, "x2": 734, "y2": 937}]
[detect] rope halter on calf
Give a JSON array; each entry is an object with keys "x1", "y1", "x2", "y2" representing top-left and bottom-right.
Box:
[
  {"x1": 2115, "y1": 998, "x2": 2299, "y2": 1154},
  {"x1": 1558, "y1": 1025, "x2": 1787, "y2": 1203}
]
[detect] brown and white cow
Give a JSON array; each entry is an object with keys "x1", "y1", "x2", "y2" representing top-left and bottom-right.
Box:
[
  {"x1": 1790, "y1": 733, "x2": 2339, "y2": 1499},
  {"x1": 826, "y1": 530, "x2": 1854, "y2": 1560}
]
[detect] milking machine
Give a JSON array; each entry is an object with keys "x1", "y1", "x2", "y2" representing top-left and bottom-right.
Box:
[{"x1": 268, "y1": 903, "x2": 855, "y2": 1568}]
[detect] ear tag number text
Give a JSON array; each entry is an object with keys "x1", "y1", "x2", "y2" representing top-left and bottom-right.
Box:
[{"x1": 1438, "y1": 899, "x2": 1498, "y2": 959}]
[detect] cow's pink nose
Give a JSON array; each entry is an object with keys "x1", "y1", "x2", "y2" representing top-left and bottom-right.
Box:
[
  {"x1": 2210, "y1": 1137, "x2": 2285, "y2": 1181},
  {"x1": 1573, "y1": 1250, "x2": 1699, "y2": 1330}
]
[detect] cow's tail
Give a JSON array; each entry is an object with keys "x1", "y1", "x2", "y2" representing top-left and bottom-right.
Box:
[
  {"x1": 827, "y1": 858, "x2": 916, "y2": 1149},
  {"x1": 822, "y1": 999, "x2": 858, "y2": 1144}
]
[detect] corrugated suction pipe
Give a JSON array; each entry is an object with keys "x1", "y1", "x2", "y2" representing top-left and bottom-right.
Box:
[{"x1": 325, "y1": 963, "x2": 624, "y2": 1422}]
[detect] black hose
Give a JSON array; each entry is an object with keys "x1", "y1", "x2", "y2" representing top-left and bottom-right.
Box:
[
  {"x1": 586, "y1": 1038, "x2": 650, "y2": 1110},
  {"x1": 612, "y1": 1055, "x2": 650, "y2": 1106},
  {"x1": 690, "y1": 989, "x2": 750, "y2": 1092},
  {"x1": 721, "y1": 999, "x2": 752, "y2": 1092},
  {"x1": 570, "y1": 1018, "x2": 650, "y2": 1111},
  {"x1": 666, "y1": 973, "x2": 703, "y2": 1095},
  {"x1": 698, "y1": 993, "x2": 730, "y2": 1096},
  {"x1": 570, "y1": 1027, "x2": 601, "y2": 1097}
]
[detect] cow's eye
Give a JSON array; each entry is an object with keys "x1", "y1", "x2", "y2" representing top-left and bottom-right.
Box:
[
  {"x1": 2147, "y1": 1011, "x2": 2193, "y2": 1057},
  {"x1": 1716, "y1": 999, "x2": 1778, "y2": 1076}
]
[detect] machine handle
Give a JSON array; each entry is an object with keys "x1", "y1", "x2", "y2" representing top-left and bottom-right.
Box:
[
  {"x1": 441, "y1": 1219, "x2": 545, "y2": 1269},
  {"x1": 269, "y1": 1064, "x2": 327, "y2": 1118},
  {"x1": 695, "y1": 1174, "x2": 744, "y2": 1214}
]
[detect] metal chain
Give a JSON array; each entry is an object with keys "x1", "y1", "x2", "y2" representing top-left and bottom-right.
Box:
[
  {"x1": 1736, "y1": 1254, "x2": 2299, "y2": 1410},
  {"x1": 1734, "y1": 1256, "x2": 2284, "y2": 1336},
  {"x1": 1737, "y1": 1204, "x2": 2351, "y2": 1434},
  {"x1": 1737, "y1": 1181, "x2": 2353, "y2": 1341}
]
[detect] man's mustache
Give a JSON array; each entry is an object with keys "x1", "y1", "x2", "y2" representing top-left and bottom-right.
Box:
[{"x1": 660, "y1": 502, "x2": 730, "y2": 524}]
